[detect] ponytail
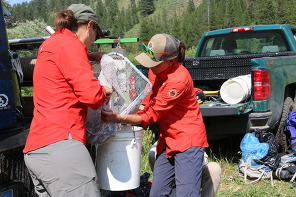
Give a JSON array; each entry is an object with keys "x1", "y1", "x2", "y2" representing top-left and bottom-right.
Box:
[
  {"x1": 55, "y1": 10, "x2": 77, "y2": 31},
  {"x1": 177, "y1": 41, "x2": 186, "y2": 63}
]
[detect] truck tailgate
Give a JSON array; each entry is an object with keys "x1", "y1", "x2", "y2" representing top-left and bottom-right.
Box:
[{"x1": 199, "y1": 101, "x2": 252, "y2": 117}]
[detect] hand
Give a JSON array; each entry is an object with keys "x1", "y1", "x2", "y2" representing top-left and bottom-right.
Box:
[
  {"x1": 88, "y1": 52, "x2": 108, "y2": 62},
  {"x1": 101, "y1": 109, "x2": 121, "y2": 123},
  {"x1": 138, "y1": 105, "x2": 145, "y2": 110},
  {"x1": 196, "y1": 91, "x2": 206, "y2": 103},
  {"x1": 103, "y1": 86, "x2": 113, "y2": 104}
]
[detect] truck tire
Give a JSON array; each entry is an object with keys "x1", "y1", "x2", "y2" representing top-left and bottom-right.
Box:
[
  {"x1": 275, "y1": 97, "x2": 296, "y2": 152},
  {"x1": 20, "y1": 56, "x2": 36, "y2": 82}
]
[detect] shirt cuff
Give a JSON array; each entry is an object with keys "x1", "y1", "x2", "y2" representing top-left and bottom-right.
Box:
[{"x1": 136, "y1": 111, "x2": 150, "y2": 128}]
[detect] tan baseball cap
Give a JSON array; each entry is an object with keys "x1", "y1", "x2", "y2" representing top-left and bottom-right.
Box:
[{"x1": 135, "y1": 34, "x2": 180, "y2": 68}]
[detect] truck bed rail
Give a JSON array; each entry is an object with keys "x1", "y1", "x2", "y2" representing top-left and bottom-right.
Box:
[{"x1": 183, "y1": 52, "x2": 296, "y2": 80}]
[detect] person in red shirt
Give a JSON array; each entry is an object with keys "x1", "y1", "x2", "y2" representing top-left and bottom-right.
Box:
[
  {"x1": 23, "y1": 4, "x2": 112, "y2": 196},
  {"x1": 102, "y1": 34, "x2": 209, "y2": 197}
]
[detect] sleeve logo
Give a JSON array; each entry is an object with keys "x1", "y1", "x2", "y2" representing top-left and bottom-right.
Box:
[{"x1": 168, "y1": 89, "x2": 177, "y2": 97}]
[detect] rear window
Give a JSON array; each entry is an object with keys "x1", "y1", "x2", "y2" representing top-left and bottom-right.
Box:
[{"x1": 199, "y1": 31, "x2": 289, "y2": 57}]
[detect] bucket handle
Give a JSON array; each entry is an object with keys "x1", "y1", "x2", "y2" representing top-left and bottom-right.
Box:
[
  {"x1": 130, "y1": 129, "x2": 136, "y2": 147},
  {"x1": 130, "y1": 139, "x2": 136, "y2": 147}
]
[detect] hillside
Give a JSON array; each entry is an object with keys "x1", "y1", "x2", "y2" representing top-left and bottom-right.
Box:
[
  {"x1": 154, "y1": 0, "x2": 202, "y2": 17},
  {"x1": 122, "y1": 0, "x2": 203, "y2": 39},
  {"x1": 125, "y1": 0, "x2": 204, "y2": 45},
  {"x1": 6, "y1": 0, "x2": 296, "y2": 50},
  {"x1": 116, "y1": 0, "x2": 202, "y2": 11}
]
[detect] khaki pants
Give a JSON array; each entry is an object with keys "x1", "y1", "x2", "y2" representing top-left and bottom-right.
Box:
[
  {"x1": 200, "y1": 162, "x2": 222, "y2": 197},
  {"x1": 169, "y1": 162, "x2": 221, "y2": 197}
]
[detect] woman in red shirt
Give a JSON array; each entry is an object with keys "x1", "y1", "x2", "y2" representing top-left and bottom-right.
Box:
[
  {"x1": 102, "y1": 34, "x2": 208, "y2": 197},
  {"x1": 23, "y1": 4, "x2": 112, "y2": 196}
]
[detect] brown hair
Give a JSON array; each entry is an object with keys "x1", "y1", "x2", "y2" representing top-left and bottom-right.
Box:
[
  {"x1": 177, "y1": 41, "x2": 186, "y2": 63},
  {"x1": 55, "y1": 10, "x2": 88, "y2": 32}
]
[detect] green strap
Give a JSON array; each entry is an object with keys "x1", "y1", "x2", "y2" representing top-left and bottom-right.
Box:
[{"x1": 94, "y1": 38, "x2": 139, "y2": 44}]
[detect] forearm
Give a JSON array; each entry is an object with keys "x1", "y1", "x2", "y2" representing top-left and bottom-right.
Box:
[
  {"x1": 102, "y1": 109, "x2": 142, "y2": 125},
  {"x1": 88, "y1": 52, "x2": 107, "y2": 61},
  {"x1": 119, "y1": 114, "x2": 142, "y2": 125}
]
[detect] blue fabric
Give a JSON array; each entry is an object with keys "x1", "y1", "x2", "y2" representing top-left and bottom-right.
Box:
[
  {"x1": 286, "y1": 111, "x2": 296, "y2": 151},
  {"x1": 240, "y1": 133, "x2": 269, "y2": 163}
]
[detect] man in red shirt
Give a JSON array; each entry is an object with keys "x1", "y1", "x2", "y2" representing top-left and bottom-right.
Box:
[
  {"x1": 102, "y1": 34, "x2": 208, "y2": 196},
  {"x1": 23, "y1": 4, "x2": 112, "y2": 196}
]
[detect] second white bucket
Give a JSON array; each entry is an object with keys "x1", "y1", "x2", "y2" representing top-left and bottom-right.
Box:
[
  {"x1": 96, "y1": 125, "x2": 143, "y2": 191},
  {"x1": 220, "y1": 74, "x2": 251, "y2": 104}
]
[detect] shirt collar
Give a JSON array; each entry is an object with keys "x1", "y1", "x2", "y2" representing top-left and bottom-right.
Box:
[{"x1": 156, "y1": 60, "x2": 179, "y2": 80}]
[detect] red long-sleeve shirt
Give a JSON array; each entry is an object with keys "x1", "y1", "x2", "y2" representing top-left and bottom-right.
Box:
[
  {"x1": 23, "y1": 29, "x2": 106, "y2": 153},
  {"x1": 137, "y1": 61, "x2": 208, "y2": 158}
]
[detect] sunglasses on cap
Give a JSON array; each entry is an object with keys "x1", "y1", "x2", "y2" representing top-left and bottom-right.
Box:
[{"x1": 141, "y1": 43, "x2": 176, "y2": 61}]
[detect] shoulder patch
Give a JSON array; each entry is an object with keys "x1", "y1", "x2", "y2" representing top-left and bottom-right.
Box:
[{"x1": 168, "y1": 89, "x2": 178, "y2": 98}]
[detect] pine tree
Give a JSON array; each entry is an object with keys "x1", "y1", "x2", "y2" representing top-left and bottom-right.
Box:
[
  {"x1": 250, "y1": 0, "x2": 276, "y2": 25},
  {"x1": 125, "y1": 7, "x2": 133, "y2": 31},
  {"x1": 92, "y1": 0, "x2": 106, "y2": 29},
  {"x1": 210, "y1": 0, "x2": 225, "y2": 30},
  {"x1": 138, "y1": 0, "x2": 155, "y2": 17},
  {"x1": 139, "y1": 18, "x2": 154, "y2": 43},
  {"x1": 6, "y1": 0, "x2": 296, "y2": 50},
  {"x1": 275, "y1": 0, "x2": 296, "y2": 25},
  {"x1": 130, "y1": 0, "x2": 138, "y2": 25},
  {"x1": 106, "y1": 0, "x2": 119, "y2": 21},
  {"x1": 180, "y1": 0, "x2": 199, "y2": 48},
  {"x1": 171, "y1": 13, "x2": 182, "y2": 40},
  {"x1": 240, "y1": 0, "x2": 252, "y2": 26},
  {"x1": 112, "y1": 9, "x2": 125, "y2": 37},
  {"x1": 187, "y1": 0, "x2": 195, "y2": 13}
]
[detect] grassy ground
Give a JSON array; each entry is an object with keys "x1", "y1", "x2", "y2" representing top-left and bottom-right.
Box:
[
  {"x1": 140, "y1": 130, "x2": 296, "y2": 197},
  {"x1": 211, "y1": 138, "x2": 296, "y2": 197}
]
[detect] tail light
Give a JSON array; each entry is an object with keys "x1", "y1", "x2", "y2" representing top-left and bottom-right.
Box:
[
  {"x1": 230, "y1": 26, "x2": 254, "y2": 33},
  {"x1": 253, "y1": 69, "x2": 271, "y2": 100}
]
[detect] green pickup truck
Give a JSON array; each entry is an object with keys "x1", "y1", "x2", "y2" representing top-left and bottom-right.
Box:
[{"x1": 183, "y1": 24, "x2": 296, "y2": 152}]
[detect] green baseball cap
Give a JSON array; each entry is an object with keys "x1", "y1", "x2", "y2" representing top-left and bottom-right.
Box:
[{"x1": 67, "y1": 4, "x2": 104, "y2": 38}]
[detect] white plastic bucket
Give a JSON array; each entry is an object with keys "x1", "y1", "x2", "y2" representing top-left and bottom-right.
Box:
[
  {"x1": 220, "y1": 74, "x2": 251, "y2": 104},
  {"x1": 96, "y1": 125, "x2": 143, "y2": 191}
]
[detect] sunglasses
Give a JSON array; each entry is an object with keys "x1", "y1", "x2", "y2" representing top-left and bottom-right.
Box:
[
  {"x1": 141, "y1": 43, "x2": 176, "y2": 61},
  {"x1": 93, "y1": 23, "x2": 103, "y2": 39}
]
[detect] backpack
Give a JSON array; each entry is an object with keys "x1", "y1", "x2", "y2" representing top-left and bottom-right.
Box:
[
  {"x1": 238, "y1": 160, "x2": 274, "y2": 185},
  {"x1": 238, "y1": 133, "x2": 275, "y2": 186},
  {"x1": 255, "y1": 130, "x2": 281, "y2": 170},
  {"x1": 274, "y1": 152, "x2": 296, "y2": 182},
  {"x1": 286, "y1": 111, "x2": 296, "y2": 151}
]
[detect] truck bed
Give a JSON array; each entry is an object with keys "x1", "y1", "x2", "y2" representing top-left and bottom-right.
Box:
[{"x1": 183, "y1": 51, "x2": 296, "y2": 82}]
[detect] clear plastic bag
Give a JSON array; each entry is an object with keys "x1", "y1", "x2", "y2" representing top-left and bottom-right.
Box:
[{"x1": 86, "y1": 53, "x2": 152, "y2": 145}]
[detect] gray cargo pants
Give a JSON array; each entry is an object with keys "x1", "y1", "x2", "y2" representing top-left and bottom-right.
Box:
[{"x1": 24, "y1": 136, "x2": 100, "y2": 197}]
